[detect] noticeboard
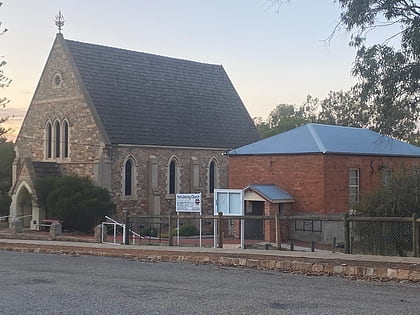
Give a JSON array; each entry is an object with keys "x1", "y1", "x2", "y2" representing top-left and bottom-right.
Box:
[
  {"x1": 214, "y1": 189, "x2": 243, "y2": 216},
  {"x1": 176, "y1": 193, "x2": 202, "y2": 213}
]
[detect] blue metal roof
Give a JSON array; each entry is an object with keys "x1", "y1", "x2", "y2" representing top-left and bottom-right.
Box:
[
  {"x1": 245, "y1": 184, "x2": 294, "y2": 203},
  {"x1": 229, "y1": 124, "x2": 420, "y2": 157}
]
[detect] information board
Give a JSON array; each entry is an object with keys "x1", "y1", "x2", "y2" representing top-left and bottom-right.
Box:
[
  {"x1": 214, "y1": 189, "x2": 244, "y2": 216},
  {"x1": 176, "y1": 193, "x2": 202, "y2": 213}
]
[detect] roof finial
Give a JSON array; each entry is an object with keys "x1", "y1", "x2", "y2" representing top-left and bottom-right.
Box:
[{"x1": 54, "y1": 10, "x2": 64, "y2": 33}]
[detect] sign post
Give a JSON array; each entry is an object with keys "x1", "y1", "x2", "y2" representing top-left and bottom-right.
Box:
[
  {"x1": 213, "y1": 189, "x2": 244, "y2": 249},
  {"x1": 176, "y1": 193, "x2": 202, "y2": 246}
]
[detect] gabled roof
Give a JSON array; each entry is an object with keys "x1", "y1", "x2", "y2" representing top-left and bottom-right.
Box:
[
  {"x1": 229, "y1": 123, "x2": 420, "y2": 157},
  {"x1": 245, "y1": 184, "x2": 294, "y2": 203},
  {"x1": 64, "y1": 38, "x2": 260, "y2": 148}
]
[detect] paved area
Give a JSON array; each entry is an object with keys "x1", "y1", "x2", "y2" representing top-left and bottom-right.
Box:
[
  {"x1": 2, "y1": 250, "x2": 419, "y2": 315},
  {"x1": 1, "y1": 237, "x2": 419, "y2": 282}
]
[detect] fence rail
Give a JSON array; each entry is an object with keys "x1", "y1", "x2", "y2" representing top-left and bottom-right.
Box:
[{"x1": 124, "y1": 213, "x2": 420, "y2": 257}]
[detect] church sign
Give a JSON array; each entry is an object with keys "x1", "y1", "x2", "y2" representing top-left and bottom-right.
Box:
[{"x1": 176, "y1": 193, "x2": 201, "y2": 213}]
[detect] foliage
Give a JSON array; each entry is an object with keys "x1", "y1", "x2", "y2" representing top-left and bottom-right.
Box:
[
  {"x1": 35, "y1": 176, "x2": 115, "y2": 233},
  {"x1": 353, "y1": 169, "x2": 420, "y2": 256},
  {"x1": 264, "y1": 1, "x2": 420, "y2": 141},
  {"x1": 255, "y1": 96, "x2": 319, "y2": 138},
  {"x1": 0, "y1": 9, "x2": 11, "y2": 142},
  {"x1": 356, "y1": 169, "x2": 420, "y2": 217},
  {"x1": 318, "y1": 90, "x2": 369, "y2": 128},
  {"x1": 0, "y1": 2, "x2": 11, "y2": 142},
  {"x1": 0, "y1": 141, "x2": 14, "y2": 216},
  {"x1": 337, "y1": 0, "x2": 420, "y2": 140},
  {"x1": 177, "y1": 223, "x2": 199, "y2": 236}
]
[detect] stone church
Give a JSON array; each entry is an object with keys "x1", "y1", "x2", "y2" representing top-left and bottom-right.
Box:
[{"x1": 9, "y1": 33, "x2": 260, "y2": 230}]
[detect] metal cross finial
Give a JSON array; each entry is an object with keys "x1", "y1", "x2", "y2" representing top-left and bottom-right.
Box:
[{"x1": 54, "y1": 10, "x2": 65, "y2": 33}]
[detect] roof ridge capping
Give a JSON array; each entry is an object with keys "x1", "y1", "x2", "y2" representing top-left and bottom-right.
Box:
[
  {"x1": 64, "y1": 38, "x2": 223, "y2": 68},
  {"x1": 307, "y1": 123, "x2": 326, "y2": 153}
]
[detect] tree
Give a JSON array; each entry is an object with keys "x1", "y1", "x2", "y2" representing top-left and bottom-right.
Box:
[
  {"x1": 266, "y1": 1, "x2": 420, "y2": 140},
  {"x1": 353, "y1": 169, "x2": 420, "y2": 256},
  {"x1": 35, "y1": 176, "x2": 116, "y2": 233},
  {"x1": 0, "y1": 142, "x2": 14, "y2": 216},
  {"x1": 0, "y1": 1, "x2": 11, "y2": 142},
  {"x1": 318, "y1": 90, "x2": 370, "y2": 128},
  {"x1": 255, "y1": 95, "x2": 319, "y2": 138}
]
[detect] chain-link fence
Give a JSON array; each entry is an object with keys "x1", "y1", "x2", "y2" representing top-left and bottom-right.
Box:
[{"x1": 350, "y1": 221, "x2": 413, "y2": 256}]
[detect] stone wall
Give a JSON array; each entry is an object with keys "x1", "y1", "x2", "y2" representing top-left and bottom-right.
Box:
[
  {"x1": 15, "y1": 34, "x2": 105, "y2": 170},
  {"x1": 112, "y1": 145, "x2": 228, "y2": 216}
]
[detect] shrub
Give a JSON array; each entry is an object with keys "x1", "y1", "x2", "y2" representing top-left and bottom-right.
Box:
[
  {"x1": 178, "y1": 223, "x2": 199, "y2": 236},
  {"x1": 35, "y1": 176, "x2": 115, "y2": 233}
]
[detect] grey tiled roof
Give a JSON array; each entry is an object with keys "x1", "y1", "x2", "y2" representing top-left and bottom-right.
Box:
[
  {"x1": 65, "y1": 39, "x2": 260, "y2": 148},
  {"x1": 32, "y1": 162, "x2": 60, "y2": 178}
]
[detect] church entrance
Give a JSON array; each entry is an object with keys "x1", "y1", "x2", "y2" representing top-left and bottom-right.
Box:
[{"x1": 16, "y1": 185, "x2": 32, "y2": 228}]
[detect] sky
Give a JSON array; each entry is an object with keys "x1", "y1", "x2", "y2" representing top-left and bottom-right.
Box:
[{"x1": 1, "y1": 0, "x2": 360, "y2": 140}]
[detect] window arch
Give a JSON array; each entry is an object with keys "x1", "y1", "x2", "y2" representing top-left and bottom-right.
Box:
[
  {"x1": 122, "y1": 155, "x2": 137, "y2": 199},
  {"x1": 62, "y1": 119, "x2": 69, "y2": 158},
  {"x1": 53, "y1": 120, "x2": 61, "y2": 158},
  {"x1": 208, "y1": 158, "x2": 219, "y2": 193},
  {"x1": 168, "y1": 157, "x2": 180, "y2": 195},
  {"x1": 45, "y1": 121, "x2": 52, "y2": 159}
]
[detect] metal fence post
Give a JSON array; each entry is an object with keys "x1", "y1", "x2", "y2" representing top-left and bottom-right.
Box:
[
  {"x1": 168, "y1": 212, "x2": 173, "y2": 246},
  {"x1": 217, "y1": 212, "x2": 223, "y2": 248},
  {"x1": 413, "y1": 213, "x2": 419, "y2": 257},
  {"x1": 344, "y1": 213, "x2": 350, "y2": 254}
]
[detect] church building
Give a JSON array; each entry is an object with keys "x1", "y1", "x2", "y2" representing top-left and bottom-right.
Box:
[{"x1": 9, "y1": 33, "x2": 260, "y2": 229}]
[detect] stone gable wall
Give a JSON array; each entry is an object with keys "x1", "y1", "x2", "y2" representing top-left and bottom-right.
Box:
[{"x1": 15, "y1": 36, "x2": 105, "y2": 176}]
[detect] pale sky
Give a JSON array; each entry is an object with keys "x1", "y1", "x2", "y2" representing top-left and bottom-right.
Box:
[{"x1": 1, "y1": 0, "x2": 359, "y2": 140}]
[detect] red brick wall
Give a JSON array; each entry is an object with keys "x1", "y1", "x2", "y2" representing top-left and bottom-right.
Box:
[{"x1": 229, "y1": 154, "x2": 420, "y2": 215}]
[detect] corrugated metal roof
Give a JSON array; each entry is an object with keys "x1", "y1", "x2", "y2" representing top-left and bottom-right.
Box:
[
  {"x1": 245, "y1": 184, "x2": 294, "y2": 203},
  {"x1": 229, "y1": 124, "x2": 420, "y2": 157}
]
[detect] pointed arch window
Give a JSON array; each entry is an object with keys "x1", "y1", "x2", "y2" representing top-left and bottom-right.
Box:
[
  {"x1": 124, "y1": 159, "x2": 133, "y2": 196},
  {"x1": 54, "y1": 120, "x2": 61, "y2": 158},
  {"x1": 63, "y1": 120, "x2": 69, "y2": 158},
  {"x1": 208, "y1": 158, "x2": 219, "y2": 193},
  {"x1": 168, "y1": 158, "x2": 179, "y2": 195},
  {"x1": 122, "y1": 156, "x2": 137, "y2": 200},
  {"x1": 46, "y1": 122, "x2": 52, "y2": 159}
]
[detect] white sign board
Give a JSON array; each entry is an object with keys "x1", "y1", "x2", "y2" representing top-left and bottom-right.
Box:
[
  {"x1": 176, "y1": 193, "x2": 202, "y2": 213},
  {"x1": 214, "y1": 189, "x2": 244, "y2": 216}
]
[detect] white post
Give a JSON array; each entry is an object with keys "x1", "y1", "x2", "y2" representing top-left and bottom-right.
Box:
[{"x1": 122, "y1": 223, "x2": 126, "y2": 245}]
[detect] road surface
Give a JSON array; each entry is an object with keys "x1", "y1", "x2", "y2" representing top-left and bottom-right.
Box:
[{"x1": 0, "y1": 251, "x2": 419, "y2": 314}]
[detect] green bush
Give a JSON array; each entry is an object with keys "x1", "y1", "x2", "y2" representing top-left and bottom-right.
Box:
[
  {"x1": 177, "y1": 223, "x2": 199, "y2": 236},
  {"x1": 35, "y1": 175, "x2": 115, "y2": 233}
]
